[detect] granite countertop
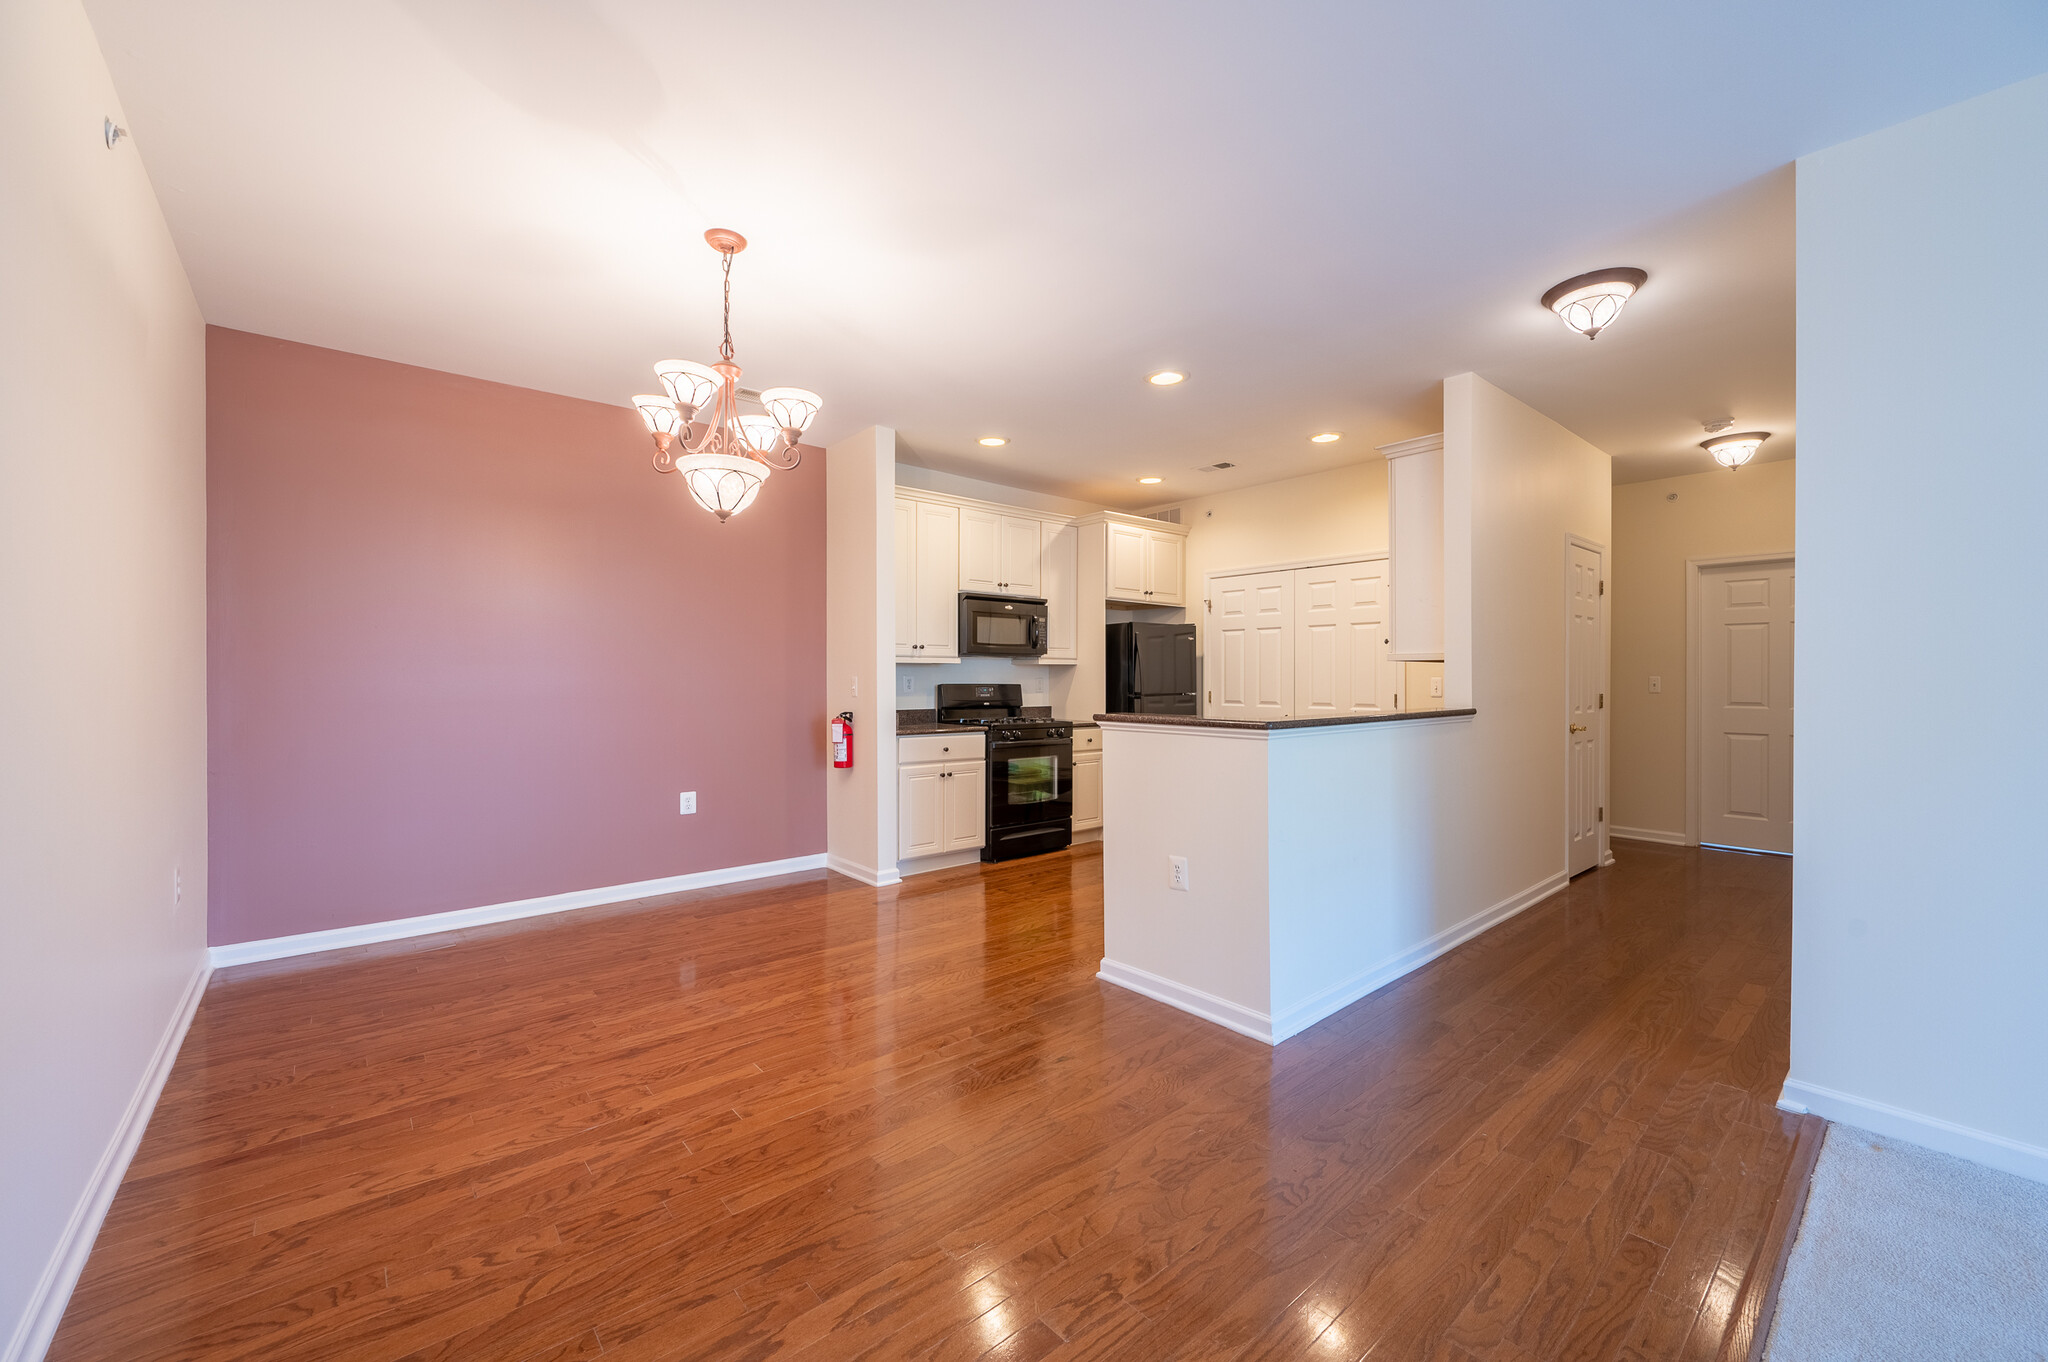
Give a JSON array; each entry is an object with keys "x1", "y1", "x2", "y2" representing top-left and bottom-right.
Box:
[
  {"x1": 897, "y1": 708, "x2": 1099, "y2": 736},
  {"x1": 1091, "y1": 708, "x2": 1476, "y2": 732}
]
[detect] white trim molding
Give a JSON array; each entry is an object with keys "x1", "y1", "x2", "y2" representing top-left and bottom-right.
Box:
[
  {"x1": 1096, "y1": 959, "x2": 1275, "y2": 1043},
  {"x1": 1609, "y1": 826, "x2": 1691, "y2": 846},
  {"x1": 6, "y1": 958, "x2": 211, "y2": 1362},
  {"x1": 210, "y1": 854, "x2": 830, "y2": 969},
  {"x1": 1778, "y1": 1079, "x2": 2048, "y2": 1186},
  {"x1": 823, "y1": 854, "x2": 902, "y2": 888},
  {"x1": 1100, "y1": 869, "x2": 1568, "y2": 1048}
]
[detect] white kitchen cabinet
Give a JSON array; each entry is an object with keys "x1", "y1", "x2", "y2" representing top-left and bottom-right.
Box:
[
  {"x1": 1206, "y1": 557, "x2": 1397, "y2": 719},
  {"x1": 961, "y1": 508, "x2": 1044, "y2": 596},
  {"x1": 1072, "y1": 751, "x2": 1103, "y2": 831},
  {"x1": 898, "y1": 754, "x2": 986, "y2": 860},
  {"x1": 1039, "y1": 522, "x2": 1078, "y2": 663},
  {"x1": 1381, "y1": 433, "x2": 1445, "y2": 661},
  {"x1": 896, "y1": 496, "x2": 960, "y2": 662},
  {"x1": 1094, "y1": 514, "x2": 1187, "y2": 606}
]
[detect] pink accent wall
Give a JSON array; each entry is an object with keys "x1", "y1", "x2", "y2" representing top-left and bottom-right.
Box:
[{"x1": 206, "y1": 327, "x2": 825, "y2": 946}]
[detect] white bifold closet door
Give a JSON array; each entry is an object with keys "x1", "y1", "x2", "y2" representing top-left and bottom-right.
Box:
[{"x1": 1207, "y1": 558, "x2": 1396, "y2": 720}]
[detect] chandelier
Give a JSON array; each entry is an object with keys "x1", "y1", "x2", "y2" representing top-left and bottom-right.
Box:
[
  {"x1": 1541, "y1": 267, "x2": 1649, "y2": 340},
  {"x1": 632, "y1": 229, "x2": 821, "y2": 521}
]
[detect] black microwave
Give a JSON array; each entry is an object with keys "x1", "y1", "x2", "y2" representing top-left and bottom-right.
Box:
[{"x1": 958, "y1": 593, "x2": 1049, "y2": 657}]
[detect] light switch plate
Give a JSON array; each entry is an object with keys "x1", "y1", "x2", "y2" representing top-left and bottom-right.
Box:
[
  {"x1": 1430, "y1": 677, "x2": 1443, "y2": 698},
  {"x1": 1649, "y1": 675, "x2": 1662, "y2": 694},
  {"x1": 679, "y1": 792, "x2": 697, "y2": 815}
]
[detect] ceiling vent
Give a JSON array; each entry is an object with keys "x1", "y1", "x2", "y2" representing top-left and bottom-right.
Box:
[
  {"x1": 1192, "y1": 461, "x2": 1236, "y2": 473},
  {"x1": 1145, "y1": 507, "x2": 1182, "y2": 524}
]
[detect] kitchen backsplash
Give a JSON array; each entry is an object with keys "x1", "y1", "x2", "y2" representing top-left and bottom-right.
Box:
[{"x1": 895, "y1": 655, "x2": 1052, "y2": 711}]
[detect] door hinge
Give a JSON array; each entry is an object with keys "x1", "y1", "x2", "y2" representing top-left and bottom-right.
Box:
[
  {"x1": 1205, "y1": 598, "x2": 1212, "y2": 612},
  {"x1": 1598, "y1": 693, "x2": 1604, "y2": 708},
  {"x1": 1598, "y1": 805, "x2": 1604, "y2": 821},
  {"x1": 1599, "y1": 580, "x2": 1605, "y2": 595}
]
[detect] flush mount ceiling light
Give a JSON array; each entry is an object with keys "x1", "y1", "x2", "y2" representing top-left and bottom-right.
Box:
[
  {"x1": 1541, "y1": 267, "x2": 1649, "y2": 340},
  {"x1": 1701, "y1": 429, "x2": 1770, "y2": 470},
  {"x1": 1137, "y1": 477, "x2": 1163, "y2": 484},
  {"x1": 978, "y1": 436, "x2": 1008, "y2": 447},
  {"x1": 1309, "y1": 432, "x2": 1342, "y2": 443},
  {"x1": 1148, "y1": 370, "x2": 1186, "y2": 386},
  {"x1": 631, "y1": 229, "x2": 821, "y2": 522}
]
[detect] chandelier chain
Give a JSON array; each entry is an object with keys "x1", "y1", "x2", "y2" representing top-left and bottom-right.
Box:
[{"x1": 719, "y1": 250, "x2": 734, "y2": 362}]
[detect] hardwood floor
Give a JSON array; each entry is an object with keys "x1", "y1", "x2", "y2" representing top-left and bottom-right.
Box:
[{"x1": 52, "y1": 839, "x2": 1800, "y2": 1362}]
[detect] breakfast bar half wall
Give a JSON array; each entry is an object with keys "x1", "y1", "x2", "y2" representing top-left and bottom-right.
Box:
[{"x1": 1095, "y1": 708, "x2": 1577, "y2": 1044}]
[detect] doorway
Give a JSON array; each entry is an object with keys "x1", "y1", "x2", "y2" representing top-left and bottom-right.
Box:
[
  {"x1": 1567, "y1": 538, "x2": 1606, "y2": 876},
  {"x1": 1691, "y1": 556, "x2": 1795, "y2": 854}
]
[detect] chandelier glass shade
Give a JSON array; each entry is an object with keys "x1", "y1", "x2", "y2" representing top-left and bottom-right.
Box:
[
  {"x1": 1541, "y1": 267, "x2": 1649, "y2": 340},
  {"x1": 1700, "y1": 430, "x2": 1770, "y2": 470},
  {"x1": 633, "y1": 229, "x2": 821, "y2": 522}
]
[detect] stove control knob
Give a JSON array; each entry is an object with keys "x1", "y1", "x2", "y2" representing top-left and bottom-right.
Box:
[{"x1": 1052, "y1": 726, "x2": 1069, "y2": 738}]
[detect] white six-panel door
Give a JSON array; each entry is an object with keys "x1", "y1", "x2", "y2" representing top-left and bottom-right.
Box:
[
  {"x1": 1294, "y1": 560, "x2": 1398, "y2": 717},
  {"x1": 1699, "y1": 561, "x2": 1794, "y2": 853},
  {"x1": 1567, "y1": 542, "x2": 1604, "y2": 876},
  {"x1": 1210, "y1": 570, "x2": 1296, "y2": 720}
]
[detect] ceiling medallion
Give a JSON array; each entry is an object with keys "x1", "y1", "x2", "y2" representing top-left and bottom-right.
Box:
[
  {"x1": 632, "y1": 229, "x2": 821, "y2": 522},
  {"x1": 1541, "y1": 267, "x2": 1649, "y2": 340},
  {"x1": 1701, "y1": 429, "x2": 1770, "y2": 470}
]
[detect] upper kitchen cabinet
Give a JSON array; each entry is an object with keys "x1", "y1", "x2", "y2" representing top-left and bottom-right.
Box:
[
  {"x1": 1381, "y1": 433, "x2": 1445, "y2": 661},
  {"x1": 1085, "y1": 511, "x2": 1188, "y2": 607},
  {"x1": 895, "y1": 487, "x2": 1077, "y2": 665},
  {"x1": 895, "y1": 495, "x2": 960, "y2": 663},
  {"x1": 960, "y1": 508, "x2": 1045, "y2": 596}
]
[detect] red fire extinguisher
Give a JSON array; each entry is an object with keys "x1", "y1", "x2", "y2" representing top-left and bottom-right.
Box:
[{"x1": 831, "y1": 712, "x2": 854, "y2": 769}]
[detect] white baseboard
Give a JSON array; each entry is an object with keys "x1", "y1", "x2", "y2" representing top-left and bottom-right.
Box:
[
  {"x1": 1099, "y1": 869, "x2": 1570, "y2": 1048},
  {"x1": 209, "y1": 853, "x2": 829, "y2": 968},
  {"x1": 824, "y1": 854, "x2": 902, "y2": 887},
  {"x1": 5, "y1": 956, "x2": 211, "y2": 1362},
  {"x1": 1096, "y1": 959, "x2": 1276, "y2": 1044},
  {"x1": 1610, "y1": 826, "x2": 1690, "y2": 846},
  {"x1": 1778, "y1": 1079, "x2": 2048, "y2": 1186},
  {"x1": 1071, "y1": 827, "x2": 1102, "y2": 844},
  {"x1": 1266, "y1": 869, "x2": 1569, "y2": 1043}
]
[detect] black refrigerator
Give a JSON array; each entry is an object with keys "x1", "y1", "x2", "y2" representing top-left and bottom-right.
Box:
[{"x1": 1105, "y1": 622, "x2": 1199, "y2": 714}]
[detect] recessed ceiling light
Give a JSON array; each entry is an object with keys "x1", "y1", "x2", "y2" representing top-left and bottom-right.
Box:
[
  {"x1": 1310, "y1": 431, "x2": 1342, "y2": 443},
  {"x1": 1147, "y1": 370, "x2": 1186, "y2": 386},
  {"x1": 1541, "y1": 267, "x2": 1649, "y2": 340},
  {"x1": 978, "y1": 436, "x2": 1008, "y2": 447},
  {"x1": 1137, "y1": 477, "x2": 1163, "y2": 484}
]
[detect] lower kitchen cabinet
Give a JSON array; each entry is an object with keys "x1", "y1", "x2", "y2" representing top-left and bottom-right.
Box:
[
  {"x1": 899, "y1": 759, "x2": 986, "y2": 860},
  {"x1": 1072, "y1": 750, "x2": 1102, "y2": 832}
]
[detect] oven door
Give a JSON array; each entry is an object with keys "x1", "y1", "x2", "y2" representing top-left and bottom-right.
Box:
[
  {"x1": 986, "y1": 740, "x2": 1073, "y2": 830},
  {"x1": 958, "y1": 595, "x2": 1048, "y2": 656}
]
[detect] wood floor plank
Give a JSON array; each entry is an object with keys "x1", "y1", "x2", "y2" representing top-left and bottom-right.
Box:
[{"x1": 49, "y1": 841, "x2": 1796, "y2": 1362}]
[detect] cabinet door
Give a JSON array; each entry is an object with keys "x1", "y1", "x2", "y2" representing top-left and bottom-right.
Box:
[
  {"x1": 915, "y1": 501, "x2": 960, "y2": 659},
  {"x1": 942, "y1": 762, "x2": 987, "y2": 851},
  {"x1": 1107, "y1": 523, "x2": 1148, "y2": 601},
  {"x1": 1071, "y1": 753, "x2": 1103, "y2": 831},
  {"x1": 999, "y1": 515, "x2": 1042, "y2": 595},
  {"x1": 1388, "y1": 444, "x2": 1445, "y2": 660},
  {"x1": 893, "y1": 498, "x2": 918, "y2": 660},
  {"x1": 1144, "y1": 530, "x2": 1185, "y2": 605},
  {"x1": 1293, "y1": 559, "x2": 1395, "y2": 718},
  {"x1": 899, "y1": 762, "x2": 946, "y2": 860},
  {"x1": 1209, "y1": 570, "x2": 1295, "y2": 720},
  {"x1": 959, "y1": 507, "x2": 1001, "y2": 594},
  {"x1": 1039, "y1": 522, "x2": 1078, "y2": 661}
]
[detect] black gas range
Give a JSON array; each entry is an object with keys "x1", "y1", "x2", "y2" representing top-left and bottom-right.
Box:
[{"x1": 934, "y1": 684, "x2": 1073, "y2": 862}]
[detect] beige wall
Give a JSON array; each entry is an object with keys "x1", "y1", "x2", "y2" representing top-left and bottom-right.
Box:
[
  {"x1": 1, "y1": 0, "x2": 211, "y2": 1353},
  {"x1": 1609, "y1": 460, "x2": 1795, "y2": 838},
  {"x1": 1148, "y1": 459, "x2": 1446, "y2": 711}
]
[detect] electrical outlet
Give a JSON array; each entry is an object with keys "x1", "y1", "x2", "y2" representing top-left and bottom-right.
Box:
[
  {"x1": 1430, "y1": 676, "x2": 1443, "y2": 698},
  {"x1": 1169, "y1": 855, "x2": 1189, "y2": 891},
  {"x1": 902, "y1": 673, "x2": 914, "y2": 694},
  {"x1": 679, "y1": 791, "x2": 697, "y2": 815},
  {"x1": 1649, "y1": 675, "x2": 1662, "y2": 694}
]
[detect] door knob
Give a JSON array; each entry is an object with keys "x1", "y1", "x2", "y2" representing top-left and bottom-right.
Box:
[{"x1": 1570, "y1": 724, "x2": 1588, "y2": 733}]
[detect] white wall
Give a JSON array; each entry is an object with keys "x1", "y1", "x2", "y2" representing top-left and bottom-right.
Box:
[
  {"x1": 1098, "y1": 375, "x2": 1611, "y2": 1043},
  {"x1": 824, "y1": 426, "x2": 900, "y2": 885},
  {"x1": 1788, "y1": 72, "x2": 2048, "y2": 1181},
  {"x1": 0, "y1": 2, "x2": 211, "y2": 1357},
  {"x1": 895, "y1": 657, "x2": 1054, "y2": 712}
]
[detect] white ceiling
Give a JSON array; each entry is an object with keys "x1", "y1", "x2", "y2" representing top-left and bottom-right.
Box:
[{"x1": 87, "y1": 1, "x2": 2048, "y2": 502}]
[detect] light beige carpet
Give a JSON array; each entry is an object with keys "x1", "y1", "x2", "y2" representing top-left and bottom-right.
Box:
[{"x1": 1766, "y1": 1123, "x2": 2048, "y2": 1360}]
